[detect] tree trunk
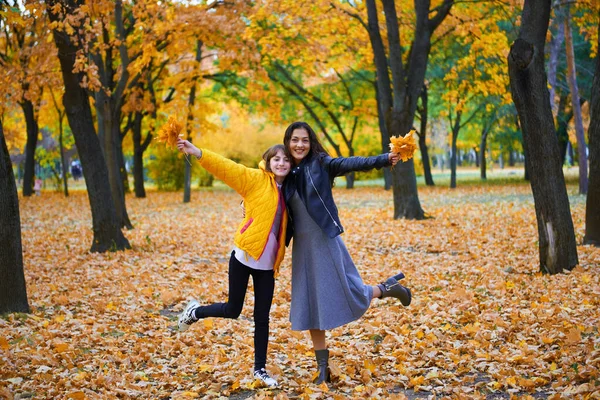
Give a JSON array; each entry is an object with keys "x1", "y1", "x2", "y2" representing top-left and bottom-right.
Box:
[
  {"x1": 584, "y1": 13, "x2": 600, "y2": 246},
  {"x1": 480, "y1": 126, "x2": 489, "y2": 180},
  {"x1": 419, "y1": 132, "x2": 434, "y2": 186},
  {"x1": 374, "y1": 82, "x2": 392, "y2": 189},
  {"x1": 547, "y1": 3, "x2": 565, "y2": 115},
  {"x1": 389, "y1": 112, "x2": 425, "y2": 219},
  {"x1": 119, "y1": 143, "x2": 130, "y2": 194},
  {"x1": 556, "y1": 94, "x2": 572, "y2": 165},
  {"x1": 58, "y1": 112, "x2": 69, "y2": 197},
  {"x1": 96, "y1": 91, "x2": 133, "y2": 229},
  {"x1": 419, "y1": 84, "x2": 434, "y2": 186},
  {"x1": 133, "y1": 112, "x2": 147, "y2": 198},
  {"x1": 366, "y1": 0, "x2": 393, "y2": 191},
  {"x1": 449, "y1": 111, "x2": 462, "y2": 189},
  {"x1": 0, "y1": 120, "x2": 29, "y2": 314},
  {"x1": 507, "y1": 0, "x2": 577, "y2": 273},
  {"x1": 508, "y1": 147, "x2": 515, "y2": 167},
  {"x1": 183, "y1": 141, "x2": 193, "y2": 203},
  {"x1": 345, "y1": 172, "x2": 355, "y2": 189},
  {"x1": 91, "y1": 1, "x2": 132, "y2": 229},
  {"x1": 19, "y1": 99, "x2": 38, "y2": 197},
  {"x1": 382, "y1": 0, "x2": 441, "y2": 219},
  {"x1": 564, "y1": 9, "x2": 588, "y2": 194},
  {"x1": 184, "y1": 40, "x2": 203, "y2": 203},
  {"x1": 47, "y1": 0, "x2": 130, "y2": 253}
]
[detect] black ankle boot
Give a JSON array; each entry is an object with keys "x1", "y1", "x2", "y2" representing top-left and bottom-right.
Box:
[
  {"x1": 314, "y1": 349, "x2": 331, "y2": 384},
  {"x1": 378, "y1": 273, "x2": 412, "y2": 306}
]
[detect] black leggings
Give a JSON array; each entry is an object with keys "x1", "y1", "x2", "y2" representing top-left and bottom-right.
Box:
[{"x1": 195, "y1": 251, "x2": 275, "y2": 371}]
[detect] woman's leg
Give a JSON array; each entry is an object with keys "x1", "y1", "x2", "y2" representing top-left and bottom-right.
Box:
[
  {"x1": 372, "y1": 285, "x2": 382, "y2": 300},
  {"x1": 309, "y1": 329, "x2": 327, "y2": 350},
  {"x1": 195, "y1": 252, "x2": 250, "y2": 319},
  {"x1": 250, "y1": 268, "x2": 275, "y2": 371}
]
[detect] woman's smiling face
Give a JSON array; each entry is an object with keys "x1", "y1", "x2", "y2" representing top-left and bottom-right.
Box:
[{"x1": 289, "y1": 128, "x2": 310, "y2": 164}]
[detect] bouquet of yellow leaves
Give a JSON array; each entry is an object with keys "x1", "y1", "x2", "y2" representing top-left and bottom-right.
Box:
[
  {"x1": 389, "y1": 130, "x2": 417, "y2": 162},
  {"x1": 156, "y1": 116, "x2": 183, "y2": 149}
]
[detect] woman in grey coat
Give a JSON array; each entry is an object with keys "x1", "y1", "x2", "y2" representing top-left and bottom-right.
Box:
[{"x1": 282, "y1": 121, "x2": 412, "y2": 384}]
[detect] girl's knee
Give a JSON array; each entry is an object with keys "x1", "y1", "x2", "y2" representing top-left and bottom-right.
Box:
[{"x1": 224, "y1": 304, "x2": 243, "y2": 319}]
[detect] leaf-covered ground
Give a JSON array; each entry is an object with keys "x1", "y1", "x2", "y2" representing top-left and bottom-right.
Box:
[{"x1": 1, "y1": 182, "x2": 599, "y2": 399}]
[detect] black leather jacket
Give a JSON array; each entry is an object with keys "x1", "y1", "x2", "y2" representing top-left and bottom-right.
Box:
[{"x1": 284, "y1": 152, "x2": 391, "y2": 245}]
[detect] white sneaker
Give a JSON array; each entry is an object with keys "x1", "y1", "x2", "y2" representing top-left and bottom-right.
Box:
[
  {"x1": 253, "y1": 368, "x2": 278, "y2": 388},
  {"x1": 178, "y1": 300, "x2": 200, "y2": 332}
]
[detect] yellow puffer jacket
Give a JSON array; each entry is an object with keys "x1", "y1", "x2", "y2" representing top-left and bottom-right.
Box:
[{"x1": 198, "y1": 149, "x2": 287, "y2": 276}]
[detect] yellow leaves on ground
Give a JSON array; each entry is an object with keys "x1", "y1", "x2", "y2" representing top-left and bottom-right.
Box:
[
  {"x1": 565, "y1": 327, "x2": 582, "y2": 345},
  {"x1": 1, "y1": 184, "x2": 599, "y2": 399},
  {"x1": 53, "y1": 342, "x2": 70, "y2": 353},
  {"x1": 66, "y1": 391, "x2": 87, "y2": 400},
  {"x1": 156, "y1": 115, "x2": 183, "y2": 149},
  {"x1": 389, "y1": 130, "x2": 417, "y2": 162}
]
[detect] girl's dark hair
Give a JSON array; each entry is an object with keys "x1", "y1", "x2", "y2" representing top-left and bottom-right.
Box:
[
  {"x1": 262, "y1": 144, "x2": 290, "y2": 172},
  {"x1": 283, "y1": 121, "x2": 329, "y2": 160}
]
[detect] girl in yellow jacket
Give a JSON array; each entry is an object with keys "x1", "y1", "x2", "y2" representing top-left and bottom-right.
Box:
[{"x1": 176, "y1": 139, "x2": 290, "y2": 388}]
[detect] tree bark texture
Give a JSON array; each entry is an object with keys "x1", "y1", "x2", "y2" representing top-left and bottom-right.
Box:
[
  {"x1": 507, "y1": 0, "x2": 577, "y2": 273},
  {"x1": 480, "y1": 126, "x2": 490, "y2": 180},
  {"x1": 58, "y1": 113, "x2": 69, "y2": 197},
  {"x1": 0, "y1": 120, "x2": 30, "y2": 313},
  {"x1": 366, "y1": 0, "x2": 393, "y2": 191},
  {"x1": 133, "y1": 70, "x2": 164, "y2": 199},
  {"x1": 92, "y1": 0, "x2": 133, "y2": 229},
  {"x1": 564, "y1": 11, "x2": 588, "y2": 194},
  {"x1": 47, "y1": 0, "x2": 130, "y2": 252},
  {"x1": 418, "y1": 85, "x2": 434, "y2": 186},
  {"x1": 380, "y1": 0, "x2": 438, "y2": 219},
  {"x1": 95, "y1": 90, "x2": 133, "y2": 229},
  {"x1": 119, "y1": 141, "x2": 130, "y2": 195},
  {"x1": 374, "y1": 81, "x2": 393, "y2": 189},
  {"x1": 547, "y1": 3, "x2": 564, "y2": 116},
  {"x1": 183, "y1": 40, "x2": 203, "y2": 203},
  {"x1": 133, "y1": 112, "x2": 150, "y2": 198},
  {"x1": 584, "y1": 13, "x2": 600, "y2": 246},
  {"x1": 19, "y1": 99, "x2": 38, "y2": 197},
  {"x1": 556, "y1": 94, "x2": 572, "y2": 165},
  {"x1": 450, "y1": 111, "x2": 462, "y2": 189}
]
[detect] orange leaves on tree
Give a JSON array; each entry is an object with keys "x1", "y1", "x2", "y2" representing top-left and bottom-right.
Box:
[
  {"x1": 389, "y1": 130, "x2": 417, "y2": 162},
  {"x1": 156, "y1": 116, "x2": 183, "y2": 149}
]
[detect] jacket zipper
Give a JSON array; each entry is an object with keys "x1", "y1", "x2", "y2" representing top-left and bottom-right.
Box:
[{"x1": 306, "y1": 167, "x2": 342, "y2": 232}]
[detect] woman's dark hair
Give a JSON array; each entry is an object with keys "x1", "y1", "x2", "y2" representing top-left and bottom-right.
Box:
[
  {"x1": 283, "y1": 121, "x2": 330, "y2": 160},
  {"x1": 262, "y1": 144, "x2": 290, "y2": 172}
]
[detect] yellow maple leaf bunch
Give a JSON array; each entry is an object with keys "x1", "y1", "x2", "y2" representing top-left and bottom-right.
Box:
[
  {"x1": 156, "y1": 116, "x2": 183, "y2": 149},
  {"x1": 389, "y1": 130, "x2": 417, "y2": 162}
]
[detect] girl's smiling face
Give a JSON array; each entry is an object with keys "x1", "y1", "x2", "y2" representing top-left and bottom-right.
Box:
[
  {"x1": 269, "y1": 149, "x2": 291, "y2": 183},
  {"x1": 289, "y1": 128, "x2": 310, "y2": 164}
]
